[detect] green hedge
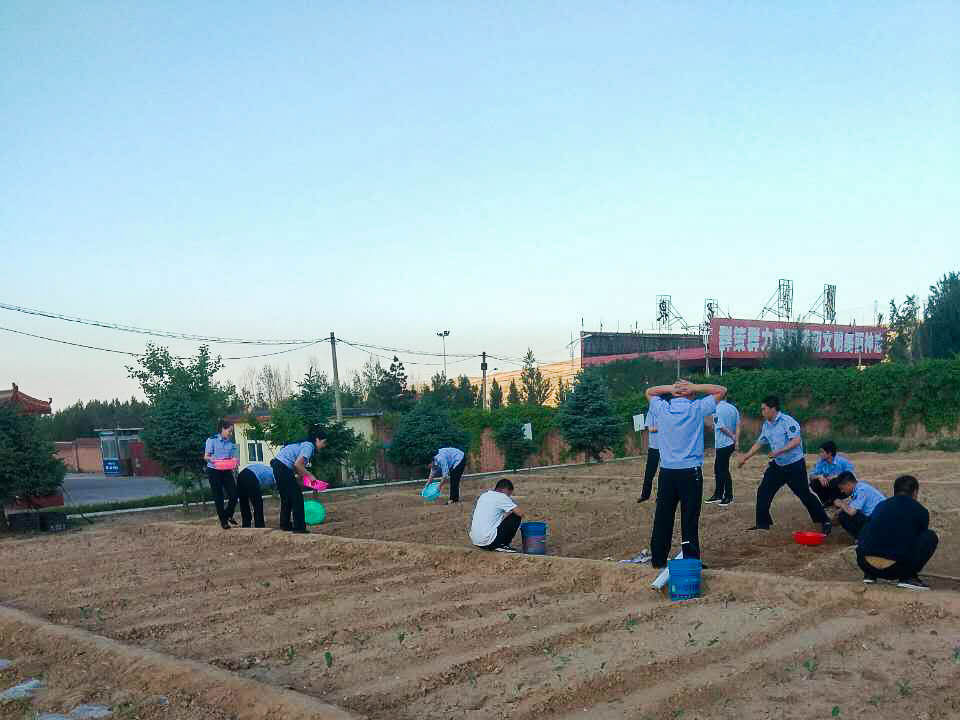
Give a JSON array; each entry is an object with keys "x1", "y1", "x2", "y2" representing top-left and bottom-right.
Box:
[
  {"x1": 691, "y1": 360, "x2": 960, "y2": 437},
  {"x1": 454, "y1": 405, "x2": 558, "y2": 457}
]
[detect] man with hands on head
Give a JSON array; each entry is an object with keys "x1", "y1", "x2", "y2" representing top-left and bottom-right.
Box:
[
  {"x1": 738, "y1": 395, "x2": 831, "y2": 534},
  {"x1": 645, "y1": 378, "x2": 727, "y2": 569}
]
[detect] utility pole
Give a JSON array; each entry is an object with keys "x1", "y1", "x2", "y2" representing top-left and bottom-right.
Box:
[
  {"x1": 481, "y1": 352, "x2": 488, "y2": 410},
  {"x1": 329, "y1": 331, "x2": 343, "y2": 422},
  {"x1": 436, "y1": 329, "x2": 450, "y2": 378}
]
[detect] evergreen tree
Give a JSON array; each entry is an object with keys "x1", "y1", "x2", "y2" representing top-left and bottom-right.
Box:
[
  {"x1": 453, "y1": 375, "x2": 478, "y2": 409},
  {"x1": 554, "y1": 379, "x2": 571, "y2": 405},
  {"x1": 0, "y1": 404, "x2": 66, "y2": 511},
  {"x1": 917, "y1": 271, "x2": 960, "y2": 359},
  {"x1": 488, "y1": 378, "x2": 503, "y2": 410},
  {"x1": 519, "y1": 349, "x2": 552, "y2": 407},
  {"x1": 887, "y1": 295, "x2": 922, "y2": 363},
  {"x1": 506, "y1": 379, "x2": 522, "y2": 406},
  {"x1": 557, "y1": 371, "x2": 621, "y2": 461}
]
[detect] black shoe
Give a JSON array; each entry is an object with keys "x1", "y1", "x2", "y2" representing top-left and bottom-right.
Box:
[
  {"x1": 494, "y1": 545, "x2": 520, "y2": 553},
  {"x1": 220, "y1": 523, "x2": 231, "y2": 530},
  {"x1": 863, "y1": 575, "x2": 877, "y2": 584},
  {"x1": 292, "y1": 528, "x2": 311, "y2": 534},
  {"x1": 704, "y1": 495, "x2": 722, "y2": 504},
  {"x1": 719, "y1": 497, "x2": 733, "y2": 507},
  {"x1": 228, "y1": 517, "x2": 239, "y2": 526},
  {"x1": 637, "y1": 494, "x2": 651, "y2": 503},
  {"x1": 896, "y1": 576, "x2": 929, "y2": 591},
  {"x1": 822, "y1": 521, "x2": 833, "y2": 536}
]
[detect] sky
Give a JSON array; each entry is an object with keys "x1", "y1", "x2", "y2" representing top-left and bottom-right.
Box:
[{"x1": 1, "y1": 2, "x2": 957, "y2": 408}]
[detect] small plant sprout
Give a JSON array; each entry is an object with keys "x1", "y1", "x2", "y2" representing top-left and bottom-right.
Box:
[{"x1": 324, "y1": 651, "x2": 333, "y2": 668}]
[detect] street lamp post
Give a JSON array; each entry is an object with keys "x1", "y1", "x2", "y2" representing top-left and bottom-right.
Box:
[{"x1": 436, "y1": 330, "x2": 450, "y2": 378}]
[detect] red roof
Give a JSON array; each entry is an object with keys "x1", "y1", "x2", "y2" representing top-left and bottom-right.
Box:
[{"x1": 0, "y1": 383, "x2": 52, "y2": 415}]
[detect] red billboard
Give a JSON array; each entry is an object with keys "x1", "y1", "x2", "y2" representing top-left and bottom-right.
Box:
[{"x1": 709, "y1": 319, "x2": 885, "y2": 359}]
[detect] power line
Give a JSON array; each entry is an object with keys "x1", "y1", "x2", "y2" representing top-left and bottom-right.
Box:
[
  {"x1": 0, "y1": 325, "x2": 326, "y2": 360},
  {"x1": 0, "y1": 301, "x2": 321, "y2": 345}
]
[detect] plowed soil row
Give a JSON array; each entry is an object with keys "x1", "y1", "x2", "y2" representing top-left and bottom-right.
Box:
[{"x1": 1, "y1": 452, "x2": 958, "y2": 719}]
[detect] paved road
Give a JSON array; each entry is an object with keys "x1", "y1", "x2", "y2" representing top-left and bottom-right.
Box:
[{"x1": 62, "y1": 474, "x2": 178, "y2": 505}]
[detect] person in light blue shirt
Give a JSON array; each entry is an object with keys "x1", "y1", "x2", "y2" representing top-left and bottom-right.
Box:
[
  {"x1": 270, "y1": 427, "x2": 327, "y2": 533},
  {"x1": 706, "y1": 400, "x2": 740, "y2": 506},
  {"x1": 429, "y1": 447, "x2": 467, "y2": 505},
  {"x1": 235, "y1": 462, "x2": 275, "y2": 528},
  {"x1": 638, "y1": 397, "x2": 666, "y2": 503},
  {"x1": 809, "y1": 440, "x2": 856, "y2": 507},
  {"x1": 645, "y1": 379, "x2": 727, "y2": 569},
  {"x1": 832, "y1": 471, "x2": 886, "y2": 539},
  {"x1": 203, "y1": 421, "x2": 238, "y2": 530},
  {"x1": 738, "y1": 395, "x2": 831, "y2": 534}
]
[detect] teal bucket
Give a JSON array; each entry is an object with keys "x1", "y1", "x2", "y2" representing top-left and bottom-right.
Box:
[
  {"x1": 520, "y1": 522, "x2": 547, "y2": 555},
  {"x1": 667, "y1": 558, "x2": 701, "y2": 600}
]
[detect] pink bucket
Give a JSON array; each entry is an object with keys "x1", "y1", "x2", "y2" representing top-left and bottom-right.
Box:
[
  {"x1": 212, "y1": 458, "x2": 238, "y2": 471},
  {"x1": 303, "y1": 474, "x2": 329, "y2": 491}
]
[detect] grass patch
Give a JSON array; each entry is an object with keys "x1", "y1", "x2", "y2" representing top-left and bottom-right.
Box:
[
  {"x1": 39, "y1": 488, "x2": 279, "y2": 516},
  {"x1": 806, "y1": 435, "x2": 900, "y2": 454}
]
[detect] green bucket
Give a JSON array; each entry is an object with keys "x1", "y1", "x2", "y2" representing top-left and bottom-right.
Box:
[{"x1": 304, "y1": 500, "x2": 326, "y2": 525}]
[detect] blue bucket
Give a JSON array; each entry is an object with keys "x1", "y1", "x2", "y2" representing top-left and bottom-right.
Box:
[
  {"x1": 421, "y1": 482, "x2": 442, "y2": 501},
  {"x1": 520, "y1": 522, "x2": 547, "y2": 555},
  {"x1": 667, "y1": 558, "x2": 702, "y2": 601}
]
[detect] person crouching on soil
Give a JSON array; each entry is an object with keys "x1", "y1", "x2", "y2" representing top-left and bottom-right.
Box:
[
  {"x1": 831, "y1": 471, "x2": 885, "y2": 540},
  {"x1": 470, "y1": 478, "x2": 523, "y2": 553}
]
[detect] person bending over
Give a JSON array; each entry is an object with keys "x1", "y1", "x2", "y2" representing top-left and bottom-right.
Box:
[
  {"x1": 857, "y1": 474, "x2": 938, "y2": 591},
  {"x1": 429, "y1": 446, "x2": 467, "y2": 505},
  {"x1": 236, "y1": 462, "x2": 275, "y2": 528},
  {"x1": 270, "y1": 426, "x2": 327, "y2": 534},
  {"x1": 809, "y1": 441, "x2": 856, "y2": 507},
  {"x1": 831, "y1": 471, "x2": 885, "y2": 540},
  {"x1": 470, "y1": 478, "x2": 522, "y2": 553}
]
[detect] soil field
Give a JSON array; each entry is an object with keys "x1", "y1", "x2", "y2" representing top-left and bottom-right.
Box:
[{"x1": 1, "y1": 451, "x2": 958, "y2": 720}]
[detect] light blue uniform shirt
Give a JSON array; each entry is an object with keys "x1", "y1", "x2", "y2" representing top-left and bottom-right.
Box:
[
  {"x1": 647, "y1": 401, "x2": 662, "y2": 450},
  {"x1": 204, "y1": 434, "x2": 237, "y2": 469},
  {"x1": 812, "y1": 454, "x2": 855, "y2": 478},
  {"x1": 432, "y1": 447, "x2": 465, "y2": 478},
  {"x1": 649, "y1": 395, "x2": 718, "y2": 470},
  {"x1": 848, "y1": 480, "x2": 886, "y2": 516},
  {"x1": 713, "y1": 400, "x2": 740, "y2": 450},
  {"x1": 243, "y1": 462, "x2": 276, "y2": 488},
  {"x1": 275, "y1": 441, "x2": 315, "y2": 470},
  {"x1": 757, "y1": 412, "x2": 804, "y2": 466}
]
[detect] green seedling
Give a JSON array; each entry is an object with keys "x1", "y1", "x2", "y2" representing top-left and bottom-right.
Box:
[
  {"x1": 625, "y1": 618, "x2": 639, "y2": 632},
  {"x1": 953, "y1": 646, "x2": 960, "y2": 664},
  {"x1": 686, "y1": 632, "x2": 696, "y2": 646},
  {"x1": 260, "y1": 580, "x2": 271, "y2": 588},
  {"x1": 468, "y1": 672, "x2": 477, "y2": 687},
  {"x1": 324, "y1": 651, "x2": 333, "y2": 668},
  {"x1": 397, "y1": 631, "x2": 406, "y2": 646},
  {"x1": 896, "y1": 679, "x2": 912, "y2": 697},
  {"x1": 803, "y1": 658, "x2": 818, "y2": 674},
  {"x1": 831, "y1": 706, "x2": 840, "y2": 717},
  {"x1": 867, "y1": 695, "x2": 883, "y2": 707},
  {"x1": 284, "y1": 646, "x2": 296, "y2": 663},
  {"x1": 600, "y1": 661, "x2": 607, "y2": 671},
  {"x1": 507, "y1": 613, "x2": 517, "y2": 622},
  {"x1": 415, "y1": 623, "x2": 423, "y2": 632},
  {"x1": 707, "y1": 636, "x2": 720, "y2": 647}
]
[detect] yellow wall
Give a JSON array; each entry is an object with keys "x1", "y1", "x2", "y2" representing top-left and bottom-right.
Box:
[
  {"x1": 232, "y1": 416, "x2": 376, "y2": 471},
  {"x1": 469, "y1": 359, "x2": 581, "y2": 407}
]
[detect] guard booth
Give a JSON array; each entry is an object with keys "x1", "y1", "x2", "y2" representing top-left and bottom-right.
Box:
[{"x1": 95, "y1": 428, "x2": 143, "y2": 476}]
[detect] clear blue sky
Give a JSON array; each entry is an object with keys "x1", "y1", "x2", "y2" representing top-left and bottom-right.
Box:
[{"x1": 2, "y1": 2, "x2": 957, "y2": 407}]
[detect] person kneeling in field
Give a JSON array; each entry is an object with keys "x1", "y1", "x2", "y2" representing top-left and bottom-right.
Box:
[
  {"x1": 831, "y1": 471, "x2": 885, "y2": 540},
  {"x1": 809, "y1": 441, "x2": 856, "y2": 507},
  {"x1": 470, "y1": 478, "x2": 522, "y2": 553},
  {"x1": 857, "y1": 475, "x2": 938, "y2": 591},
  {"x1": 236, "y1": 462, "x2": 275, "y2": 528}
]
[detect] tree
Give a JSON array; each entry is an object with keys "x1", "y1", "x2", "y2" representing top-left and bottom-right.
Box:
[
  {"x1": 761, "y1": 327, "x2": 821, "y2": 370},
  {"x1": 0, "y1": 404, "x2": 66, "y2": 514},
  {"x1": 420, "y1": 373, "x2": 457, "y2": 408},
  {"x1": 554, "y1": 379, "x2": 571, "y2": 405},
  {"x1": 346, "y1": 436, "x2": 378, "y2": 483},
  {"x1": 237, "y1": 363, "x2": 293, "y2": 409},
  {"x1": 886, "y1": 295, "x2": 922, "y2": 363},
  {"x1": 369, "y1": 356, "x2": 414, "y2": 411},
  {"x1": 38, "y1": 397, "x2": 150, "y2": 441},
  {"x1": 506, "y1": 379, "x2": 522, "y2": 406},
  {"x1": 488, "y1": 378, "x2": 504, "y2": 410},
  {"x1": 557, "y1": 371, "x2": 621, "y2": 461},
  {"x1": 387, "y1": 404, "x2": 469, "y2": 472},
  {"x1": 916, "y1": 271, "x2": 960, "y2": 359},
  {"x1": 494, "y1": 421, "x2": 536, "y2": 470},
  {"x1": 520, "y1": 349, "x2": 552, "y2": 407},
  {"x1": 453, "y1": 375, "x2": 478, "y2": 409},
  {"x1": 127, "y1": 345, "x2": 236, "y2": 473}
]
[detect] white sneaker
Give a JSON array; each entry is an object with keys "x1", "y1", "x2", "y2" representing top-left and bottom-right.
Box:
[{"x1": 494, "y1": 546, "x2": 520, "y2": 553}]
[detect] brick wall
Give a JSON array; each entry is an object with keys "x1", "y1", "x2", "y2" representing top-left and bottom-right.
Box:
[{"x1": 55, "y1": 439, "x2": 102, "y2": 473}]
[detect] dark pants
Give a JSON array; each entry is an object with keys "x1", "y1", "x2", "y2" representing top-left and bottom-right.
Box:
[
  {"x1": 857, "y1": 530, "x2": 939, "y2": 581},
  {"x1": 810, "y1": 477, "x2": 847, "y2": 507},
  {"x1": 650, "y1": 467, "x2": 703, "y2": 568},
  {"x1": 271, "y1": 458, "x2": 305, "y2": 532},
  {"x1": 640, "y1": 448, "x2": 660, "y2": 500},
  {"x1": 480, "y1": 513, "x2": 522, "y2": 550},
  {"x1": 236, "y1": 468, "x2": 265, "y2": 528},
  {"x1": 838, "y1": 510, "x2": 869, "y2": 539},
  {"x1": 448, "y1": 458, "x2": 467, "y2": 502},
  {"x1": 713, "y1": 445, "x2": 735, "y2": 499},
  {"x1": 206, "y1": 468, "x2": 237, "y2": 528},
  {"x1": 755, "y1": 460, "x2": 828, "y2": 529}
]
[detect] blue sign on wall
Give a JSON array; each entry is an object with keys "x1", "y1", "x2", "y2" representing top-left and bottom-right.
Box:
[{"x1": 103, "y1": 458, "x2": 121, "y2": 476}]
